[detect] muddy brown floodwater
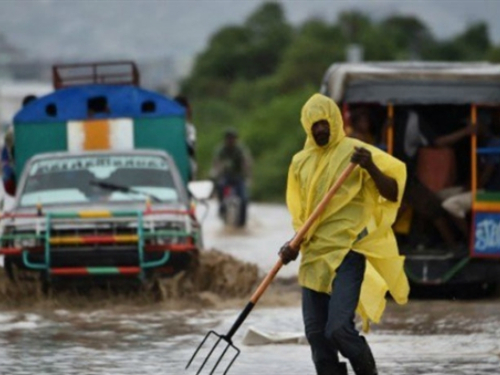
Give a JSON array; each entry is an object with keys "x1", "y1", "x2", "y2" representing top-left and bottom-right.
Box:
[{"x1": 0, "y1": 202, "x2": 499, "y2": 374}]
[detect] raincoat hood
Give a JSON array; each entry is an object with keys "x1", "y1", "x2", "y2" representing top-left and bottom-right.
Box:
[{"x1": 300, "y1": 93, "x2": 345, "y2": 149}]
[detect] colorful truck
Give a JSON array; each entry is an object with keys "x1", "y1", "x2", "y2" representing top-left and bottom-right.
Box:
[
  {"x1": 0, "y1": 62, "x2": 208, "y2": 290},
  {"x1": 321, "y1": 62, "x2": 500, "y2": 295}
]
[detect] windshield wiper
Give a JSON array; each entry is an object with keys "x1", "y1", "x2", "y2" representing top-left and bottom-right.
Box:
[{"x1": 89, "y1": 181, "x2": 163, "y2": 203}]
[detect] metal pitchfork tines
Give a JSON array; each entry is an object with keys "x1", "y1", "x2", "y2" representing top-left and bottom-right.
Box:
[
  {"x1": 185, "y1": 330, "x2": 239, "y2": 375},
  {"x1": 186, "y1": 163, "x2": 357, "y2": 375}
]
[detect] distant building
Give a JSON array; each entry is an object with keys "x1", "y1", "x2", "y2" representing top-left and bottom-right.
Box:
[{"x1": 346, "y1": 44, "x2": 364, "y2": 63}]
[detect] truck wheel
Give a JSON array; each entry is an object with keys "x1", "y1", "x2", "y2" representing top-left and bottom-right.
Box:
[
  {"x1": 39, "y1": 272, "x2": 50, "y2": 296},
  {"x1": 142, "y1": 275, "x2": 163, "y2": 301},
  {"x1": 4, "y1": 256, "x2": 16, "y2": 282}
]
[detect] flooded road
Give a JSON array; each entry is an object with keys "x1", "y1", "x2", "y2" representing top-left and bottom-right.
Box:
[
  {"x1": 1, "y1": 201, "x2": 499, "y2": 374},
  {"x1": 0, "y1": 301, "x2": 499, "y2": 375}
]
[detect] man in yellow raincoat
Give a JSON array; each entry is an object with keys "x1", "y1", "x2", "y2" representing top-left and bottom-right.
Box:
[{"x1": 279, "y1": 94, "x2": 409, "y2": 375}]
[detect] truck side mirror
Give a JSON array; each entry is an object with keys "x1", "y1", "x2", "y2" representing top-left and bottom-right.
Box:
[{"x1": 188, "y1": 180, "x2": 214, "y2": 201}]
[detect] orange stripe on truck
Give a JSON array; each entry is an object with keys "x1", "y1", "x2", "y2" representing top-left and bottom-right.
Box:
[{"x1": 83, "y1": 120, "x2": 110, "y2": 150}]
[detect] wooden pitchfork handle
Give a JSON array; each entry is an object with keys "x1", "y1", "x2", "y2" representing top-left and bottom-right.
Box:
[
  {"x1": 185, "y1": 163, "x2": 358, "y2": 375},
  {"x1": 249, "y1": 162, "x2": 356, "y2": 304},
  {"x1": 221, "y1": 163, "x2": 357, "y2": 342}
]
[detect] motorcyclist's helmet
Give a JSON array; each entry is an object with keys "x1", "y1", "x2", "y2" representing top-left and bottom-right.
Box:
[{"x1": 224, "y1": 128, "x2": 238, "y2": 138}]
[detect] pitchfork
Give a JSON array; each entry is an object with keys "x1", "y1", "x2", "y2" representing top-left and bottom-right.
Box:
[{"x1": 186, "y1": 163, "x2": 356, "y2": 375}]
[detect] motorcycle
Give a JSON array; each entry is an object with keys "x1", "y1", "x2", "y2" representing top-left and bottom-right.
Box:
[{"x1": 218, "y1": 181, "x2": 247, "y2": 228}]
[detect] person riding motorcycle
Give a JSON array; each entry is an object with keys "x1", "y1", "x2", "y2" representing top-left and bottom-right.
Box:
[{"x1": 210, "y1": 128, "x2": 252, "y2": 227}]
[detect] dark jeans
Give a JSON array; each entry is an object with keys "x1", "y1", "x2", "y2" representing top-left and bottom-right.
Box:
[{"x1": 302, "y1": 251, "x2": 376, "y2": 375}]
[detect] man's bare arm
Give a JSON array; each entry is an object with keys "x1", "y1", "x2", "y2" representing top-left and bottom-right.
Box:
[{"x1": 351, "y1": 147, "x2": 398, "y2": 202}]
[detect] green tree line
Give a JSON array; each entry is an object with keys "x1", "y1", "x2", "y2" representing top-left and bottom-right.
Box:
[{"x1": 181, "y1": 2, "x2": 500, "y2": 201}]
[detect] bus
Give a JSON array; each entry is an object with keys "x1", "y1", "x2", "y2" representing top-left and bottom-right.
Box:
[{"x1": 321, "y1": 62, "x2": 500, "y2": 296}]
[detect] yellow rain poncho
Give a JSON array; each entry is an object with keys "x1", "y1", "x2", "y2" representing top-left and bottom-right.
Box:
[{"x1": 287, "y1": 93, "x2": 409, "y2": 331}]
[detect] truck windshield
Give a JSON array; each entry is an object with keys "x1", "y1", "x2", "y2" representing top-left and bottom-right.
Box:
[{"x1": 19, "y1": 154, "x2": 179, "y2": 207}]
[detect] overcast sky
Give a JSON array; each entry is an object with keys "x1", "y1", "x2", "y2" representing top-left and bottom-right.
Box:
[{"x1": 0, "y1": 0, "x2": 499, "y2": 62}]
